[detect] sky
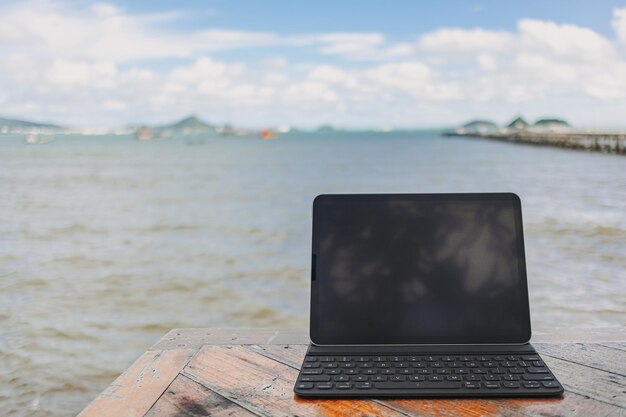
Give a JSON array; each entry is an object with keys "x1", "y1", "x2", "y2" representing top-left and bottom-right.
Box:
[{"x1": 1, "y1": 0, "x2": 626, "y2": 129}]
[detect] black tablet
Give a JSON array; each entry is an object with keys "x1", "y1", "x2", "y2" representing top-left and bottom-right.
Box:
[{"x1": 310, "y1": 193, "x2": 531, "y2": 345}]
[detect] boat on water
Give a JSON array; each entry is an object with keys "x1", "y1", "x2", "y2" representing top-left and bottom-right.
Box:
[
  {"x1": 134, "y1": 127, "x2": 154, "y2": 141},
  {"x1": 24, "y1": 134, "x2": 53, "y2": 144},
  {"x1": 259, "y1": 129, "x2": 278, "y2": 139}
]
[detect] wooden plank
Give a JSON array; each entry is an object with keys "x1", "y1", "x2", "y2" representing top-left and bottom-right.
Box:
[
  {"x1": 77, "y1": 349, "x2": 195, "y2": 417},
  {"x1": 536, "y1": 343, "x2": 626, "y2": 376},
  {"x1": 150, "y1": 328, "x2": 626, "y2": 351},
  {"x1": 144, "y1": 374, "x2": 258, "y2": 417},
  {"x1": 541, "y1": 355, "x2": 625, "y2": 408},
  {"x1": 182, "y1": 345, "x2": 410, "y2": 417},
  {"x1": 385, "y1": 393, "x2": 623, "y2": 417},
  {"x1": 151, "y1": 328, "x2": 308, "y2": 350},
  {"x1": 248, "y1": 344, "x2": 308, "y2": 368},
  {"x1": 531, "y1": 328, "x2": 626, "y2": 343},
  {"x1": 600, "y1": 342, "x2": 626, "y2": 352},
  {"x1": 250, "y1": 344, "x2": 625, "y2": 417}
]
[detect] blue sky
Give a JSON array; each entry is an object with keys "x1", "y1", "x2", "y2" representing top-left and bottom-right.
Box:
[{"x1": 1, "y1": 0, "x2": 626, "y2": 128}]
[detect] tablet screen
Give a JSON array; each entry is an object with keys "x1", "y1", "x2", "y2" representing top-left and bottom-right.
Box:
[{"x1": 310, "y1": 193, "x2": 531, "y2": 345}]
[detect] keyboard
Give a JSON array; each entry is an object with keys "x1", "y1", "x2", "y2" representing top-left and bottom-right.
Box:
[{"x1": 294, "y1": 352, "x2": 563, "y2": 397}]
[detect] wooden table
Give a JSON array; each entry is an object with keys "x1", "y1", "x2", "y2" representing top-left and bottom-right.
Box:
[{"x1": 78, "y1": 328, "x2": 626, "y2": 417}]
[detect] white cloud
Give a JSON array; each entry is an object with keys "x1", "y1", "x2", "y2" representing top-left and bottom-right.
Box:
[
  {"x1": 1, "y1": 1, "x2": 626, "y2": 128},
  {"x1": 613, "y1": 7, "x2": 626, "y2": 46},
  {"x1": 418, "y1": 28, "x2": 515, "y2": 53}
]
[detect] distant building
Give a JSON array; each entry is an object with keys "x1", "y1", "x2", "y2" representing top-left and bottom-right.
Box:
[
  {"x1": 531, "y1": 118, "x2": 572, "y2": 132},
  {"x1": 457, "y1": 120, "x2": 498, "y2": 135},
  {"x1": 507, "y1": 116, "x2": 529, "y2": 131}
]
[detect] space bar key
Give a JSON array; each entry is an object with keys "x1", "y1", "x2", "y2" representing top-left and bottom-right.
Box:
[{"x1": 375, "y1": 382, "x2": 461, "y2": 390}]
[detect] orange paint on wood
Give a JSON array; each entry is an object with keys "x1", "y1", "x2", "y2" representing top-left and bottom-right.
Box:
[{"x1": 183, "y1": 345, "x2": 406, "y2": 416}]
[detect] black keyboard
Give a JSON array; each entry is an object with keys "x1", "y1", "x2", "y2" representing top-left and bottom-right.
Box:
[{"x1": 294, "y1": 353, "x2": 563, "y2": 397}]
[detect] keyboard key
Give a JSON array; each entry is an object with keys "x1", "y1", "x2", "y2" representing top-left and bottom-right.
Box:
[
  {"x1": 503, "y1": 375, "x2": 520, "y2": 381},
  {"x1": 323, "y1": 363, "x2": 338, "y2": 368},
  {"x1": 320, "y1": 357, "x2": 334, "y2": 362},
  {"x1": 409, "y1": 375, "x2": 425, "y2": 381},
  {"x1": 532, "y1": 360, "x2": 543, "y2": 367},
  {"x1": 465, "y1": 375, "x2": 480, "y2": 381},
  {"x1": 390, "y1": 376, "x2": 407, "y2": 382},
  {"x1": 296, "y1": 382, "x2": 313, "y2": 389},
  {"x1": 315, "y1": 382, "x2": 333, "y2": 389},
  {"x1": 464, "y1": 382, "x2": 480, "y2": 389},
  {"x1": 372, "y1": 356, "x2": 386, "y2": 362},
  {"x1": 528, "y1": 367, "x2": 549, "y2": 374},
  {"x1": 484, "y1": 382, "x2": 500, "y2": 389},
  {"x1": 523, "y1": 375, "x2": 554, "y2": 381},
  {"x1": 304, "y1": 357, "x2": 318, "y2": 362},
  {"x1": 372, "y1": 375, "x2": 387, "y2": 382},
  {"x1": 484, "y1": 375, "x2": 501, "y2": 381},
  {"x1": 542, "y1": 381, "x2": 560, "y2": 388},
  {"x1": 345, "y1": 369, "x2": 359, "y2": 375},
  {"x1": 472, "y1": 369, "x2": 487, "y2": 374},
  {"x1": 341, "y1": 363, "x2": 355, "y2": 368},
  {"x1": 355, "y1": 382, "x2": 372, "y2": 389},
  {"x1": 354, "y1": 376, "x2": 369, "y2": 382},
  {"x1": 407, "y1": 356, "x2": 421, "y2": 362},
  {"x1": 363, "y1": 369, "x2": 377, "y2": 375},
  {"x1": 381, "y1": 369, "x2": 395, "y2": 375},
  {"x1": 522, "y1": 356, "x2": 540, "y2": 361},
  {"x1": 326, "y1": 369, "x2": 341, "y2": 375},
  {"x1": 303, "y1": 363, "x2": 320, "y2": 369},
  {"x1": 395, "y1": 362, "x2": 410, "y2": 368},
  {"x1": 355, "y1": 356, "x2": 369, "y2": 362},
  {"x1": 336, "y1": 382, "x2": 352, "y2": 389},
  {"x1": 301, "y1": 375, "x2": 331, "y2": 382},
  {"x1": 302, "y1": 369, "x2": 323, "y2": 375},
  {"x1": 428, "y1": 375, "x2": 444, "y2": 382},
  {"x1": 338, "y1": 356, "x2": 352, "y2": 362},
  {"x1": 454, "y1": 369, "x2": 468, "y2": 374},
  {"x1": 390, "y1": 356, "x2": 404, "y2": 362},
  {"x1": 503, "y1": 382, "x2": 520, "y2": 388},
  {"x1": 398, "y1": 369, "x2": 413, "y2": 375},
  {"x1": 358, "y1": 363, "x2": 373, "y2": 368},
  {"x1": 333, "y1": 376, "x2": 350, "y2": 382},
  {"x1": 447, "y1": 375, "x2": 462, "y2": 381},
  {"x1": 523, "y1": 381, "x2": 541, "y2": 389},
  {"x1": 376, "y1": 382, "x2": 461, "y2": 389}
]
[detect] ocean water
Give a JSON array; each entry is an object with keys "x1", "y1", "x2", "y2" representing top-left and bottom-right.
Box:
[{"x1": 0, "y1": 131, "x2": 624, "y2": 416}]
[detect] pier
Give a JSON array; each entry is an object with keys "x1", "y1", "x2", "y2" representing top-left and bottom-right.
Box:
[
  {"x1": 77, "y1": 327, "x2": 625, "y2": 417},
  {"x1": 446, "y1": 131, "x2": 626, "y2": 155}
]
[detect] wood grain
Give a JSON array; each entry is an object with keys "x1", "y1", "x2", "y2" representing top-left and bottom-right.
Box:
[
  {"x1": 77, "y1": 348, "x2": 195, "y2": 417},
  {"x1": 77, "y1": 328, "x2": 626, "y2": 417},
  {"x1": 144, "y1": 374, "x2": 257, "y2": 417},
  {"x1": 183, "y1": 345, "x2": 409, "y2": 417},
  {"x1": 536, "y1": 343, "x2": 626, "y2": 375}
]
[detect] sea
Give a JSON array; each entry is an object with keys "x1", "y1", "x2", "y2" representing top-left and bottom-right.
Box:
[{"x1": 0, "y1": 130, "x2": 624, "y2": 416}]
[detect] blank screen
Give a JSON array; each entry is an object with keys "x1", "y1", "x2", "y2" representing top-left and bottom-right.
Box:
[{"x1": 310, "y1": 194, "x2": 531, "y2": 345}]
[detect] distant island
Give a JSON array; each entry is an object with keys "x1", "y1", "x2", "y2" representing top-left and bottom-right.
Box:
[
  {"x1": 446, "y1": 116, "x2": 624, "y2": 155},
  {"x1": 0, "y1": 116, "x2": 62, "y2": 133}
]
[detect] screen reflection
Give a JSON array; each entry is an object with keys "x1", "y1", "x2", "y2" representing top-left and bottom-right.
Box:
[{"x1": 314, "y1": 195, "x2": 528, "y2": 344}]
